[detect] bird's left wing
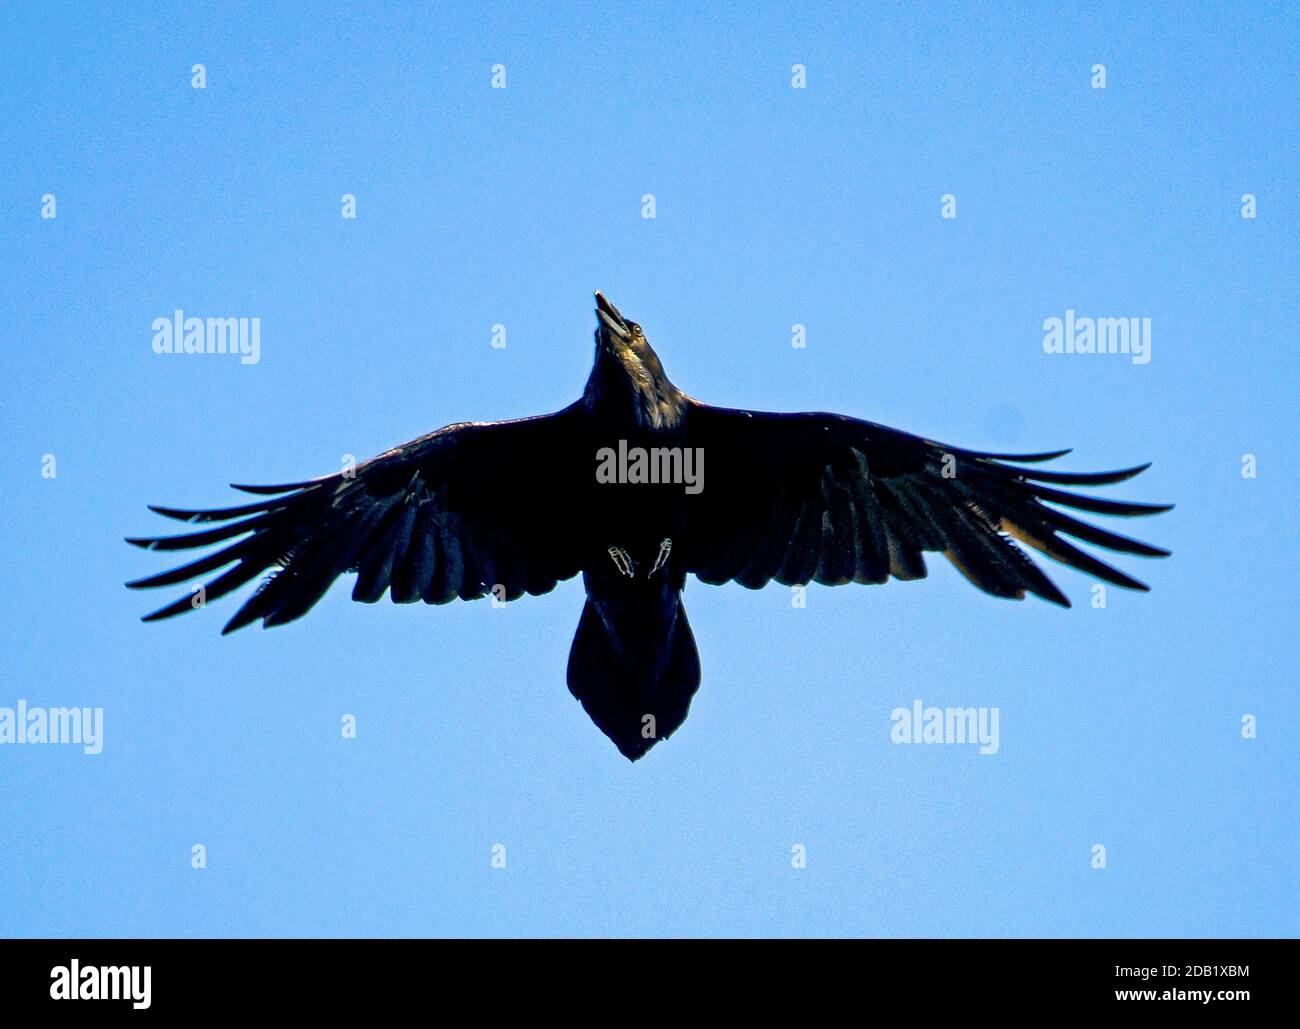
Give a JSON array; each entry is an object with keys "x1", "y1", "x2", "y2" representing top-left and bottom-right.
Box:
[
  {"x1": 127, "y1": 409, "x2": 586, "y2": 632},
  {"x1": 680, "y1": 402, "x2": 1171, "y2": 605}
]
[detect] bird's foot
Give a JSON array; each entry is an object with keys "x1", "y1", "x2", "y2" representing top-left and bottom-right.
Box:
[
  {"x1": 607, "y1": 546, "x2": 636, "y2": 578},
  {"x1": 649, "y1": 538, "x2": 672, "y2": 575}
]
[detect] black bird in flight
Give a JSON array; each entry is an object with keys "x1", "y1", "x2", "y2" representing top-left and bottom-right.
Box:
[{"x1": 129, "y1": 292, "x2": 1171, "y2": 760}]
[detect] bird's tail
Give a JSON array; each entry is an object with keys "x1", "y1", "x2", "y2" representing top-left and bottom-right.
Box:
[{"x1": 566, "y1": 593, "x2": 701, "y2": 761}]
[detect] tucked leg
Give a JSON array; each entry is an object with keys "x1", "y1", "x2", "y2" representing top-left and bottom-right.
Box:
[
  {"x1": 649, "y1": 538, "x2": 672, "y2": 576},
  {"x1": 607, "y1": 545, "x2": 636, "y2": 578}
]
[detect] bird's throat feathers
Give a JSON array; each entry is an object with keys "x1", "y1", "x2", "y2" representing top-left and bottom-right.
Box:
[{"x1": 584, "y1": 334, "x2": 686, "y2": 431}]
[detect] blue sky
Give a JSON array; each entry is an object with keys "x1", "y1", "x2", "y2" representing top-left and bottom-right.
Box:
[{"x1": 1, "y1": 1, "x2": 1296, "y2": 937}]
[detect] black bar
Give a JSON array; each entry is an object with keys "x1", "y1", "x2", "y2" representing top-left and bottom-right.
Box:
[{"x1": 0, "y1": 938, "x2": 1285, "y2": 1015}]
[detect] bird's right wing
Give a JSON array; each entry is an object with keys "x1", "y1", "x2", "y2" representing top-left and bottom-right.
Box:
[
  {"x1": 127, "y1": 409, "x2": 587, "y2": 632},
  {"x1": 681, "y1": 402, "x2": 1172, "y2": 605}
]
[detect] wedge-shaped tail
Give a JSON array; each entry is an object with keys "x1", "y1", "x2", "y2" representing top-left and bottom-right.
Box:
[{"x1": 567, "y1": 593, "x2": 701, "y2": 761}]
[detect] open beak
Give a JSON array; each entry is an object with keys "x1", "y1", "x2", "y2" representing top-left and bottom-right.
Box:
[{"x1": 595, "y1": 291, "x2": 631, "y2": 340}]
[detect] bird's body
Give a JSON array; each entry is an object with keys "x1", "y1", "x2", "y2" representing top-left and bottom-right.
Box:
[
  {"x1": 565, "y1": 297, "x2": 700, "y2": 755},
  {"x1": 129, "y1": 292, "x2": 1171, "y2": 760}
]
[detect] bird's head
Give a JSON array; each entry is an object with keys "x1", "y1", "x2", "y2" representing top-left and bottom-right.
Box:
[
  {"x1": 594, "y1": 290, "x2": 649, "y2": 355},
  {"x1": 587, "y1": 292, "x2": 684, "y2": 429},
  {"x1": 593, "y1": 291, "x2": 668, "y2": 380}
]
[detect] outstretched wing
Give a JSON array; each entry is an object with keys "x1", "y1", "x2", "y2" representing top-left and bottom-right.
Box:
[
  {"x1": 681, "y1": 403, "x2": 1171, "y2": 605},
  {"x1": 127, "y1": 409, "x2": 586, "y2": 632}
]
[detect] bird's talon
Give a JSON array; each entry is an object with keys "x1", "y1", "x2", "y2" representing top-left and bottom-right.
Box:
[
  {"x1": 607, "y1": 546, "x2": 636, "y2": 578},
  {"x1": 650, "y1": 538, "x2": 672, "y2": 575}
]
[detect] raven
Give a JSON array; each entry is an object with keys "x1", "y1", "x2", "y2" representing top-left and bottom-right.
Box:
[{"x1": 128, "y1": 292, "x2": 1171, "y2": 760}]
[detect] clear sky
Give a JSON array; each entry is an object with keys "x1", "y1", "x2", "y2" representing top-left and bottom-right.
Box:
[{"x1": 1, "y1": 1, "x2": 1296, "y2": 937}]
